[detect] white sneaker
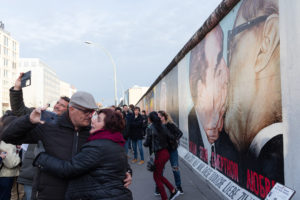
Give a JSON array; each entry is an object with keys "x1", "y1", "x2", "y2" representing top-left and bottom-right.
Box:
[
  {"x1": 177, "y1": 186, "x2": 184, "y2": 194},
  {"x1": 169, "y1": 189, "x2": 180, "y2": 200}
]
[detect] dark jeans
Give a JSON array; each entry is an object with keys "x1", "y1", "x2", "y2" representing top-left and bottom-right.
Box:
[
  {"x1": 154, "y1": 149, "x2": 174, "y2": 200},
  {"x1": 125, "y1": 138, "x2": 133, "y2": 154},
  {"x1": 0, "y1": 177, "x2": 15, "y2": 200},
  {"x1": 132, "y1": 139, "x2": 144, "y2": 160},
  {"x1": 169, "y1": 149, "x2": 182, "y2": 187}
]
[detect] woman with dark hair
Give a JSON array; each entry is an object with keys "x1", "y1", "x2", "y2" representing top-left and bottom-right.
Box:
[
  {"x1": 33, "y1": 109, "x2": 133, "y2": 200},
  {"x1": 158, "y1": 110, "x2": 183, "y2": 194},
  {"x1": 143, "y1": 111, "x2": 180, "y2": 200}
]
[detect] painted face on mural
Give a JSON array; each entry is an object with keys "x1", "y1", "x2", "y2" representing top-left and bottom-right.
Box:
[
  {"x1": 190, "y1": 25, "x2": 229, "y2": 144},
  {"x1": 224, "y1": 0, "x2": 281, "y2": 152}
]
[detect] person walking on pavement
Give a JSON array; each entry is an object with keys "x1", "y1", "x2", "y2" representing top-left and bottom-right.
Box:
[
  {"x1": 144, "y1": 111, "x2": 180, "y2": 200},
  {"x1": 141, "y1": 110, "x2": 148, "y2": 137},
  {"x1": 2, "y1": 91, "x2": 132, "y2": 200},
  {"x1": 122, "y1": 105, "x2": 133, "y2": 155},
  {"x1": 33, "y1": 108, "x2": 133, "y2": 200},
  {"x1": 9, "y1": 73, "x2": 70, "y2": 200},
  {"x1": 128, "y1": 104, "x2": 135, "y2": 152},
  {"x1": 129, "y1": 107, "x2": 145, "y2": 165},
  {"x1": 158, "y1": 110, "x2": 184, "y2": 194}
]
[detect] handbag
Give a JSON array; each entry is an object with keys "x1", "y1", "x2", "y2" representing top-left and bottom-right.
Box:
[{"x1": 147, "y1": 155, "x2": 155, "y2": 172}]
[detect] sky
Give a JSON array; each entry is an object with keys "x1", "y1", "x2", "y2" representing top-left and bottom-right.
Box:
[{"x1": 0, "y1": 0, "x2": 221, "y2": 105}]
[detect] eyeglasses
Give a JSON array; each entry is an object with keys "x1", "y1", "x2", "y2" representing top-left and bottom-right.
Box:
[
  {"x1": 72, "y1": 105, "x2": 95, "y2": 115},
  {"x1": 227, "y1": 15, "x2": 268, "y2": 64}
]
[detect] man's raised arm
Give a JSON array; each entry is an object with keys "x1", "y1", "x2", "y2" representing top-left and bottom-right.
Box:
[{"x1": 9, "y1": 73, "x2": 33, "y2": 116}]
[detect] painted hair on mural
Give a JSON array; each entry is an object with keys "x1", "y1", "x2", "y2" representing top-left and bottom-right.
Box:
[
  {"x1": 239, "y1": 0, "x2": 278, "y2": 21},
  {"x1": 189, "y1": 25, "x2": 223, "y2": 104}
]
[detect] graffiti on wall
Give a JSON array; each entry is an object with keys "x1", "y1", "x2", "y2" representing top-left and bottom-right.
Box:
[{"x1": 138, "y1": 0, "x2": 282, "y2": 198}]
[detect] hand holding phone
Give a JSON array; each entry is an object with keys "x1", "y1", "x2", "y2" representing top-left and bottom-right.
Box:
[
  {"x1": 40, "y1": 110, "x2": 58, "y2": 124},
  {"x1": 14, "y1": 73, "x2": 24, "y2": 90},
  {"x1": 30, "y1": 108, "x2": 45, "y2": 124},
  {"x1": 21, "y1": 71, "x2": 31, "y2": 88}
]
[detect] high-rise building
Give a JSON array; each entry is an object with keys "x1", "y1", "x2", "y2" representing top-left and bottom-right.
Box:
[
  {"x1": 0, "y1": 21, "x2": 20, "y2": 115},
  {"x1": 124, "y1": 85, "x2": 149, "y2": 106}
]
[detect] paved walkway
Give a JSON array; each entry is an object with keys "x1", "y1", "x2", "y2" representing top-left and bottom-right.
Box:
[{"x1": 128, "y1": 146, "x2": 222, "y2": 200}]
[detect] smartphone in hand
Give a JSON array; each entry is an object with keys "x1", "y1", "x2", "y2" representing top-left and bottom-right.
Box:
[
  {"x1": 21, "y1": 71, "x2": 31, "y2": 88},
  {"x1": 40, "y1": 110, "x2": 58, "y2": 124}
]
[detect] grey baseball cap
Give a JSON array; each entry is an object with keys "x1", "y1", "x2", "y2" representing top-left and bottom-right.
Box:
[{"x1": 70, "y1": 91, "x2": 98, "y2": 110}]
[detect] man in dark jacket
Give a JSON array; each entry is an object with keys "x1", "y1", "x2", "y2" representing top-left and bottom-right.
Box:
[
  {"x1": 9, "y1": 73, "x2": 70, "y2": 200},
  {"x1": 141, "y1": 110, "x2": 148, "y2": 136},
  {"x1": 2, "y1": 91, "x2": 132, "y2": 200},
  {"x1": 122, "y1": 105, "x2": 133, "y2": 155},
  {"x1": 129, "y1": 107, "x2": 144, "y2": 165}
]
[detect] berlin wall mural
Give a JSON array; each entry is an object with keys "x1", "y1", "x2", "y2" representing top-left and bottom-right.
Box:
[{"x1": 137, "y1": 0, "x2": 281, "y2": 199}]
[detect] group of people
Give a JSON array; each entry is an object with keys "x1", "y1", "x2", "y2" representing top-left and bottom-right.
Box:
[
  {"x1": 0, "y1": 73, "x2": 185, "y2": 200},
  {"x1": 111, "y1": 103, "x2": 185, "y2": 200},
  {"x1": 144, "y1": 111, "x2": 183, "y2": 200},
  {"x1": 0, "y1": 74, "x2": 132, "y2": 200},
  {"x1": 118, "y1": 104, "x2": 147, "y2": 165}
]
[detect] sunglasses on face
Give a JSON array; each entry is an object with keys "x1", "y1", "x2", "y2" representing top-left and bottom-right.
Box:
[{"x1": 227, "y1": 15, "x2": 268, "y2": 64}]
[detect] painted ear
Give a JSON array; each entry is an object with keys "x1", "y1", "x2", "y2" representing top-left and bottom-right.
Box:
[{"x1": 255, "y1": 14, "x2": 279, "y2": 73}]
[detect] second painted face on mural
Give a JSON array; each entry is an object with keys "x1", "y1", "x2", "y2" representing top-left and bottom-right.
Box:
[
  {"x1": 190, "y1": 25, "x2": 229, "y2": 144},
  {"x1": 224, "y1": 0, "x2": 281, "y2": 152}
]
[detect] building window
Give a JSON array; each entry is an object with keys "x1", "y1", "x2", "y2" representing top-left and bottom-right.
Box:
[
  {"x1": 3, "y1": 80, "x2": 9, "y2": 86},
  {"x1": 4, "y1": 47, "x2": 8, "y2": 56},
  {"x1": 3, "y1": 35, "x2": 8, "y2": 46},
  {"x1": 3, "y1": 69, "x2": 8, "y2": 77},
  {"x1": 12, "y1": 41, "x2": 16, "y2": 51},
  {"x1": 3, "y1": 58, "x2": 8, "y2": 66},
  {"x1": 12, "y1": 62, "x2": 16, "y2": 69}
]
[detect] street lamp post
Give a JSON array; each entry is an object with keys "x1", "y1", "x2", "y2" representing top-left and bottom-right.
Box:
[{"x1": 84, "y1": 41, "x2": 118, "y2": 106}]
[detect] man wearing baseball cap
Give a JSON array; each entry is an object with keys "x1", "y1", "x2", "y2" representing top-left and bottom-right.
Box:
[{"x1": 2, "y1": 91, "x2": 132, "y2": 200}]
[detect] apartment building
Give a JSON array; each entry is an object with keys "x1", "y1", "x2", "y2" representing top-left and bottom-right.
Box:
[{"x1": 0, "y1": 22, "x2": 19, "y2": 115}]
